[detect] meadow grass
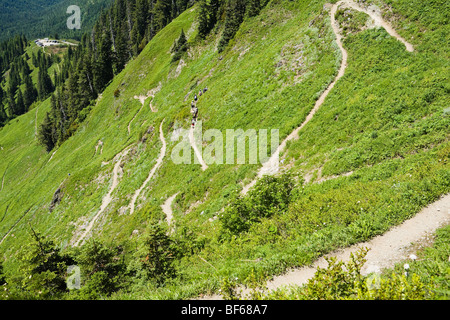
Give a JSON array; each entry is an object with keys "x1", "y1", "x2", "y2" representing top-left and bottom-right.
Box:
[{"x1": 0, "y1": 0, "x2": 448, "y2": 299}]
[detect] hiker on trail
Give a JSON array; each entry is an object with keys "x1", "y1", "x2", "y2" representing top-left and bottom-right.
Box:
[
  {"x1": 199, "y1": 90, "x2": 203, "y2": 97},
  {"x1": 192, "y1": 106, "x2": 198, "y2": 119},
  {"x1": 203, "y1": 87, "x2": 208, "y2": 93},
  {"x1": 191, "y1": 105, "x2": 199, "y2": 128},
  {"x1": 191, "y1": 100, "x2": 195, "y2": 108},
  {"x1": 194, "y1": 94, "x2": 198, "y2": 101}
]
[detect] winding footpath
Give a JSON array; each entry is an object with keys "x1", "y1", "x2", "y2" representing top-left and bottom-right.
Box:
[
  {"x1": 202, "y1": 193, "x2": 449, "y2": 299},
  {"x1": 263, "y1": 194, "x2": 449, "y2": 292},
  {"x1": 129, "y1": 119, "x2": 167, "y2": 214},
  {"x1": 241, "y1": 0, "x2": 413, "y2": 195},
  {"x1": 130, "y1": 84, "x2": 161, "y2": 134},
  {"x1": 161, "y1": 192, "x2": 179, "y2": 233},
  {"x1": 202, "y1": 0, "x2": 422, "y2": 299},
  {"x1": 189, "y1": 126, "x2": 208, "y2": 171},
  {"x1": 74, "y1": 146, "x2": 131, "y2": 246}
]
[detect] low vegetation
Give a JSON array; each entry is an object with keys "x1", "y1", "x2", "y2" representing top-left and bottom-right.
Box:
[{"x1": 0, "y1": 0, "x2": 448, "y2": 300}]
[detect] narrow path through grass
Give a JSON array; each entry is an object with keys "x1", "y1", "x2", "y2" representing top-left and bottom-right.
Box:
[{"x1": 129, "y1": 119, "x2": 167, "y2": 214}]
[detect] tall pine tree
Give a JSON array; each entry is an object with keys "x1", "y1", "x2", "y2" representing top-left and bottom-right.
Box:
[
  {"x1": 218, "y1": 0, "x2": 246, "y2": 52},
  {"x1": 171, "y1": 28, "x2": 188, "y2": 62},
  {"x1": 37, "y1": 64, "x2": 54, "y2": 100},
  {"x1": 7, "y1": 85, "x2": 17, "y2": 117},
  {"x1": 93, "y1": 32, "x2": 114, "y2": 93},
  {"x1": 16, "y1": 88, "x2": 26, "y2": 115},
  {"x1": 198, "y1": 0, "x2": 221, "y2": 39},
  {"x1": 153, "y1": 0, "x2": 172, "y2": 32},
  {"x1": 23, "y1": 73, "x2": 38, "y2": 108},
  {"x1": 247, "y1": 0, "x2": 261, "y2": 17},
  {"x1": 0, "y1": 86, "x2": 6, "y2": 123}
]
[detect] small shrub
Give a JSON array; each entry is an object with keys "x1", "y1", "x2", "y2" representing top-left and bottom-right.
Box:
[
  {"x1": 128, "y1": 223, "x2": 177, "y2": 286},
  {"x1": 220, "y1": 174, "x2": 295, "y2": 237},
  {"x1": 16, "y1": 229, "x2": 74, "y2": 299},
  {"x1": 74, "y1": 239, "x2": 126, "y2": 298}
]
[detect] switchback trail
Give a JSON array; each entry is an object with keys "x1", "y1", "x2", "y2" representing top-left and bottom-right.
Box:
[
  {"x1": 189, "y1": 126, "x2": 208, "y2": 171},
  {"x1": 73, "y1": 146, "x2": 131, "y2": 246},
  {"x1": 200, "y1": 0, "x2": 422, "y2": 299},
  {"x1": 161, "y1": 192, "x2": 179, "y2": 232},
  {"x1": 342, "y1": 0, "x2": 414, "y2": 52},
  {"x1": 130, "y1": 84, "x2": 161, "y2": 134},
  {"x1": 241, "y1": 0, "x2": 413, "y2": 195},
  {"x1": 129, "y1": 119, "x2": 167, "y2": 214}
]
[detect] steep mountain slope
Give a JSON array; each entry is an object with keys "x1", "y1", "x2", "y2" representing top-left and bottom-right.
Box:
[
  {"x1": 0, "y1": 0, "x2": 113, "y2": 41},
  {"x1": 0, "y1": 0, "x2": 448, "y2": 299}
]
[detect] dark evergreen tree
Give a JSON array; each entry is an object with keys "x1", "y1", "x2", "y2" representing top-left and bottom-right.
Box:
[
  {"x1": 8, "y1": 63, "x2": 20, "y2": 95},
  {"x1": 16, "y1": 88, "x2": 26, "y2": 115},
  {"x1": 38, "y1": 111, "x2": 56, "y2": 151},
  {"x1": 0, "y1": 104, "x2": 5, "y2": 124},
  {"x1": 198, "y1": 0, "x2": 210, "y2": 39},
  {"x1": 75, "y1": 239, "x2": 126, "y2": 298},
  {"x1": 77, "y1": 58, "x2": 96, "y2": 107},
  {"x1": 0, "y1": 260, "x2": 6, "y2": 286},
  {"x1": 6, "y1": 85, "x2": 17, "y2": 117},
  {"x1": 114, "y1": 21, "x2": 130, "y2": 73},
  {"x1": 132, "y1": 223, "x2": 177, "y2": 285},
  {"x1": 153, "y1": 0, "x2": 172, "y2": 32},
  {"x1": 37, "y1": 64, "x2": 54, "y2": 100},
  {"x1": 19, "y1": 228, "x2": 73, "y2": 298},
  {"x1": 0, "y1": 87, "x2": 6, "y2": 123},
  {"x1": 23, "y1": 73, "x2": 38, "y2": 108},
  {"x1": 247, "y1": 0, "x2": 261, "y2": 17},
  {"x1": 131, "y1": 0, "x2": 149, "y2": 55},
  {"x1": 217, "y1": 0, "x2": 246, "y2": 52},
  {"x1": 198, "y1": 0, "x2": 221, "y2": 39},
  {"x1": 93, "y1": 32, "x2": 114, "y2": 93},
  {"x1": 171, "y1": 28, "x2": 188, "y2": 62},
  {"x1": 20, "y1": 56, "x2": 31, "y2": 77},
  {"x1": 208, "y1": 0, "x2": 221, "y2": 31}
]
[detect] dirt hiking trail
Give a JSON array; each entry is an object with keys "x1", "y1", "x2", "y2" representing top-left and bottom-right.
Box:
[
  {"x1": 130, "y1": 83, "x2": 162, "y2": 134},
  {"x1": 342, "y1": 0, "x2": 414, "y2": 52},
  {"x1": 190, "y1": 126, "x2": 208, "y2": 171},
  {"x1": 241, "y1": 0, "x2": 413, "y2": 195},
  {"x1": 74, "y1": 146, "x2": 131, "y2": 246},
  {"x1": 201, "y1": 193, "x2": 449, "y2": 299},
  {"x1": 133, "y1": 82, "x2": 162, "y2": 113},
  {"x1": 129, "y1": 119, "x2": 167, "y2": 214},
  {"x1": 200, "y1": 1, "x2": 425, "y2": 299},
  {"x1": 265, "y1": 193, "x2": 449, "y2": 292},
  {"x1": 161, "y1": 192, "x2": 179, "y2": 232}
]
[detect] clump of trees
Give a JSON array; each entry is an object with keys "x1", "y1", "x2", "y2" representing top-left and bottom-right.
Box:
[
  {"x1": 196, "y1": 0, "x2": 267, "y2": 52},
  {"x1": 0, "y1": 35, "x2": 42, "y2": 125},
  {"x1": 171, "y1": 29, "x2": 189, "y2": 62},
  {"x1": 220, "y1": 174, "x2": 295, "y2": 237},
  {"x1": 35, "y1": 0, "x2": 192, "y2": 151},
  {"x1": 0, "y1": 221, "x2": 178, "y2": 300}
]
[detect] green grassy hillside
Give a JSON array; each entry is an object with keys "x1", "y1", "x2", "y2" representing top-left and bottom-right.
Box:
[{"x1": 0, "y1": 0, "x2": 448, "y2": 299}]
